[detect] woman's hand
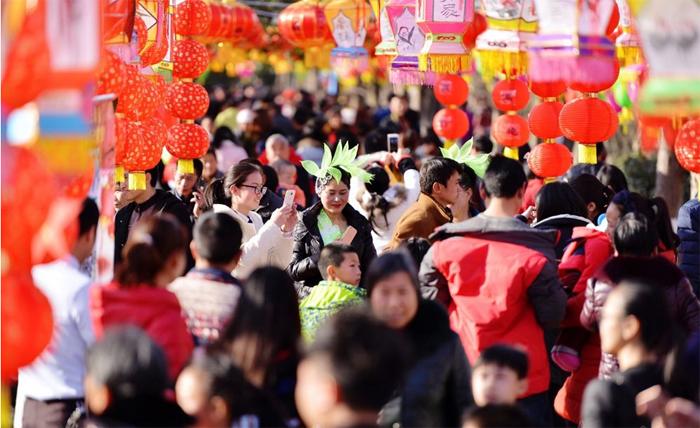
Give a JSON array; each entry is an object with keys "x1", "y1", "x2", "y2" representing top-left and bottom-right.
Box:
[
  {"x1": 521, "y1": 205, "x2": 537, "y2": 224},
  {"x1": 272, "y1": 206, "x2": 298, "y2": 233}
]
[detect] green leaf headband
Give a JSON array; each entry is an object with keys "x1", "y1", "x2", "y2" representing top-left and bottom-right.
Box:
[
  {"x1": 440, "y1": 138, "x2": 491, "y2": 178},
  {"x1": 301, "y1": 141, "x2": 374, "y2": 184}
]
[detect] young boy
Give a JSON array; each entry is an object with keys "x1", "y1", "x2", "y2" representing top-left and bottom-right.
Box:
[
  {"x1": 299, "y1": 243, "x2": 365, "y2": 342},
  {"x1": 471, "y1": 345, "x2": 529, "y2": 407},
  {"x1": 271, "y1": 158, "x2": 306, "y2": 208}
]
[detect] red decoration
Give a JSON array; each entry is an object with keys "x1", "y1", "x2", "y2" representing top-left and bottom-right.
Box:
[
  {"x1": 117, "y1": 67, "x2": 160, "y2": 121},
  {"x1": 529, "y1": 80, "x2": 567, "y2": 99},
  {"x1": 134, "y1": 16, "x2": 147, "y2": 51},
  {"x1": 463, "y1": 13, "x2": 487, "y2": 49},
  {"x1": 175, "y1": 0, "x2": 212, "y2": 36},
  {"x1": 528, "y1": 101, "x2": 564, "y2": 139},
  {"x1": 32, "y1": 197, "x2": 82, "y2": 266},
  {"x1": 433, "y1": 108, "x2": 470, "y2": 140},
  {"x1": 674, "y1": 119, "x2": 700, "y2": 173},
  {"x1": 434, "y1": 75, "x2": 469, "y2": 107},
  {"x1": 559, "y1": 97, "x2": 618, "y2": 143},
  {"x1": 207, "y1": 4, "x2": 233, "y2": 39},
  {"x1": 173, "y1": 39, "x2": 209, "y2": 78},
  {"x1": 639, "y1": 123, "x2": 661, "y2": 155},
  {"x1": 166, "y1": 123, "x2": 210, "y2": 160},
  {"x1": 527, "y1": 142, "x2": 573, "y2": 179},
  {"x1": 165, "y1": 82, "x2": 210, "y2": 120},
  {"x1": 103, "y1": 0, "x2": 136, "y2": 41},
  {"x1": 492, "y1": 79, "x2": 530, "y2": 111},
  {"x1": 494, "y1": 114, "x2": 530, "y2": 148},
  {"x1": 278, "y1": 0, "x2": 333, "y2": 48},
  {"x1": 122, "y1": 121, "x2": 164, "y2": 172},
  {"x1": 606, "y1": 2, "x2": 620, "y2": 39},
  {"x1": 1, "y1": 272, "x2": 54, "y2": 380},
  {"x1": 226, "y1": 3, "x2": 255, "y2": 42},
  {"x1": 96, "y1": 50, "x2": 127, "y2": 96},
  {"x1": 568, "y1": 58, "x2": 620, "y2": 93}
]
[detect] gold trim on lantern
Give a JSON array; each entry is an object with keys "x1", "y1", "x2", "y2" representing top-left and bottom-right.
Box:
[
  {"x1": 504, "y1": 147, "x2": 519, "y2": 160},
  {"x1": 177, "y1": 159, "x2": 195, "y2": 174},
  {"x1": 578, "y1": 143, "x2": 597, "y2": 164},
  {"x1": 115, "y1": 165, "x2": 125, "y2": 184},
  {"x1": 128, "y1": 172, "x2": 148, "y2": 190},
  {"x1": 476, "y1": 51, "x2": 528, "y2": 79}
]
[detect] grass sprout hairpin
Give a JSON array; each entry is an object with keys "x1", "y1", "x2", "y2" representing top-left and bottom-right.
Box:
[
  {"x1": 301, "y1": 141, "x2": 374, "y2": 184},
  {"x1": 440, "y1": 138, "x2": 491, "y2": 178}
]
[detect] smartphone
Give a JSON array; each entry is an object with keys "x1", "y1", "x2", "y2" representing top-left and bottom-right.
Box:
[
  {"x1": 387, "y1": 133, "x2": 400, "y2": 153},
  {"x1": 340, "y1": 226, "x2": 357, "y2": 244},
  {"x1": 283, "y1": 189, "x2": 296, "y2": 208}
]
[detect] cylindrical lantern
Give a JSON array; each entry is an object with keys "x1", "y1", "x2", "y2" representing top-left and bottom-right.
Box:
[
  {"x1": 674, "y1": 119, "x2": 700, "y2": 174},
  {"x1": 559, "y1": 97, "x2": 618, "y2": 164},
  {"x1": 386, "y1": 0, "x2": 431, "y2": 85},
  {"x1": 433, "y1": 108, "x2": 470, "y2": 141},
  {"x1": 527, "y1": 141, "x2": 573, "y2": 180},
  {"x1": 416, "y1": 0, "x2": 473, "y2": 73},
  {"x1": 324, "y1": 0, "x2": 371, "y2": 78},
  {"x1": 476, "y1": 0, "x2": 537, "y2": 78}
]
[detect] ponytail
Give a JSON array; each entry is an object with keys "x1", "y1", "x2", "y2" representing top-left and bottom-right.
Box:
[
  {"x1": 649, "y1": 197, "x2": 680, "y2": 252},
  {"x1": 361, "y1": 192, "x2": 392, "y2": 232},
  {"x1": 202, "y1": 178, "x2": 230, "y2": 213}
]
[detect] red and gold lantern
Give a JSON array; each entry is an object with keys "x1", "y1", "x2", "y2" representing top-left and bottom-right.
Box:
[
  {"x1": 674, "y1": 119, "x2": 700, "y2": 174},
  {"x1": 116, "y1": 67, "x2": 160, "y2": 121},
  {"x1": 96, "y1": 50, "x2": 127, "y2": 96},
  {"x1": 122, "y1": 120, "x2": 166, "y2": 190},
  {"x1": 175, "y1": 0, "x2": 212, "y2": 36},
  {"x1": 165, "y1": 82, "x2": 209, "y2": 120},
  {"x1": 492, "y1": 79, "x2": 530, "y2": 111},
  {"x1": 559, "y1": 97, "x2": 618, "y2": 163},
  {"x1": 433, "y1": 108, "x2": 470, "y2": 141},
  {"x1": 434, "y1": 74, "x2": 469, "y2": 107},
  {"x1": 527, "y1": 142, "x2": 573, "y2": 180},
  {"x1": 528, "y1": 101, "x2": 563, "y2": 139},
  {"x1": 166, "y1": 123, "x2": 210, "y2": 174},
  {"x1": 172, "y1": 39, "x2": 209, "y2": 79},
  {"x1": 416, "y1": 0, "x2": 473, "y2": 73},
  {"x1": 492, "y1": 77, "x2": 530, "y2": 159},
  {"x1": 278, "y1": 0, "x2": 334, "y2": 68}
]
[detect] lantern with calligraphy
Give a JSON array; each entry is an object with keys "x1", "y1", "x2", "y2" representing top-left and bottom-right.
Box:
[
  {"x1": 324, "y1": 0, "x2": 371, "y2": 78},
  {"x1": 433, "y1": 108, "x2": 470, "y2": 141},
  {"x1": 636, "y1": 0, "x2": 700, "y2": 118},
  {"x1": 386, "y1": 0, "x2": 431, "y2": 85},
  {"x1": 492, "y1": 78, "x2": 530, "y2": 159},
  {"x1": 415, "y1": 0, "x2": 473, "y2": 74},
  {"x1": 529, "y1": 0, "x2": 619, "y2": 89},
  {"x1": 278, "y1": 0, "x2": 334, "y2": 68},
  {"x1": 559, "y1": 97, "x2": 618, "y2": 164},
  {"x1": 476, "y1": 0, "x2": 537, "y2": 78}
]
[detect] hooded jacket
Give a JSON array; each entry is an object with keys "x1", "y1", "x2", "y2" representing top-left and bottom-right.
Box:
[
  {"x1": 419, "y1": 214, "x2": 567, "y2": 396},
  {"x1": 89, "y1": 283, "x2": 194, "y2": 381},
  {"x1": 287, "y1": 201, "x2": 376, "y2": 297}
]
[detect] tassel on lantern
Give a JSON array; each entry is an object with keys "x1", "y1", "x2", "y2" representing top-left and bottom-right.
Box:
[
  {"x1": 128, "y1": 171, "x2": 147, "y2": 190},
  {"x1": 578, "y1": 144, "x2": 598, "y2": 164},
  {"x1": 504, "y1": 147, "x2": 520, "y2": 160},
  {"x1": 115, "y1": 165, "x2": 125, "y2": 184},
  {"x1": 177, "y1": 159, "x2": 194, "y2": 174},
  {"x1": 476, "y1": 51, "x2": 529, "y2": 79},
  {"x1": 418, "y1": 51, "x2": 470, "y2": 75}
]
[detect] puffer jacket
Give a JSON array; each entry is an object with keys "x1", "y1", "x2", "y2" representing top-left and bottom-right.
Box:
[
  {"x1": 532, "y1": 215, "x2": 592, "y2": 261},
  {"x1": 581, "y1": 256, "x2": 700, "y2": 378},
  {"x1": 420, "y1": 214, "x2": 567, "y2": 397},
  {"x1": 379, "y1": 300, "x2": 473, "y2": 427},
  {"x1": 287, "y1": 201, "x2": 376, "y2": 297},
  {"x1": 678, "y1": 199, "x2": 700, "y2": 295}
]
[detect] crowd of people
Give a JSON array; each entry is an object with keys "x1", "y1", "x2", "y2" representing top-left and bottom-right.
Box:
[{"x1": 11, "y1": 84, "x2": 700, "y2": 428}]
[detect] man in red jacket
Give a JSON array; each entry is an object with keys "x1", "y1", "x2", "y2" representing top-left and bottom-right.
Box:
[{"x1": 419, "y1": 156, "x2": 566, "y2": 426}]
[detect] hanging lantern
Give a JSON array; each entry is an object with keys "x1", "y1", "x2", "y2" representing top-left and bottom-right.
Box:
[
  {"x1": 166, "y1": 123, "x2": 210, "y2": 174},
  {"x1": 559, "y1": 97, "x2": 618, "y2": 164},
  {"x1": 528, "y1": 101, "x2": 563, "y2": 139},
  {"x1": 527, "y1": 141, "x2": 573, "y2": 180},
  {"x1": 674, "y1": 119, "x2": 700, "y2": 174},
  {"x1": 492, "y1": 78, "x2": 530, "y2": 111},
  {"x1": 386, "y1": 0, "x2": 431, "y2": 86},
  {"x1": 639, "y1": 121, "x2": 661, "y2": 155},
  {"x1": 133, "y1": 16, "x2": 148, "y2": 51},
  {"x1": 433, "y1": 108, "x2": 470, "y2": 141},
  {"x1": 165, "y1": 82, "x2": 209, "y2": 120},
  {"x1": 529, "y1": 0, "x2": 619, "y2": 89},
  {"x1": 476, "y1": 0, "x2": 537, "y2": 78},
  {"x1": 615, "y1": 0, "x2": 643, "y2": 66},
  {"x1": 433, "y1": 74, "x2": 469, "y2": 106},
  {"x1": 96, "y1": 50, "x2": 127, "y2": 96},
  {"x1": 636, "y1": 0, "x2": 700, "y2": 118},
  {"x1": 324, "y1": 0, "x2": 371, "y2": 78},
  {"x1": 568, "y1": 59, "x2": 619, "y2": 94},
  {"x1": 104, "y1": 0, "x2": 137, "y2": 42},
  {"x1": 226, "y1": 3, "x2": 255, "y2": 43},
  {"x1": 122, "y1": 120, "x2": 166, "y2": 190},
  {"x1": 416, "y1": 0, "x2": 473, "y2": 73},
  {"x1": 135, "y1": 0, "x2": 169, "y2": 66},
  {"x1": 529, "y1": 80, "x2": 566, "y2": 99},
  {"x1": 172, "y1": 39, "x2": 209, "y2": 78},
  {"x1": 463, "y1": 13, "x2": 487, "y2": 50},
  {"x1": 494, "y1": 114, "x2": 529, "y2": 156},
  {"x1": 117, "y1": 66, "x2": 160, "y2": 121},
  {"x1": 278, "y1": 0, "x2": 334, "y2": 69},
  {"x1": 374, "y1": 0, "x2": 398, "y2": 57},
  {"x1": 175, "y1": 0, "x2": 212, "y2": 36}
]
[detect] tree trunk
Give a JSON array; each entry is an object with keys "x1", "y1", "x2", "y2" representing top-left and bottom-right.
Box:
[{"x1": 655, "y1": 142, "x2": 687, "y2": 218}]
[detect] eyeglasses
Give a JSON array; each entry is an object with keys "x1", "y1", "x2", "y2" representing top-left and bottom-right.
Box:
[{"x1": 239, "y1": 184, "x2": 267, "y2": 195}]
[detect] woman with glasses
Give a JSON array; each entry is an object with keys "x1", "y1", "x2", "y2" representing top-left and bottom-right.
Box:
[{"x1": 213, "y1": 160, "x2": 296, "y2": 279}]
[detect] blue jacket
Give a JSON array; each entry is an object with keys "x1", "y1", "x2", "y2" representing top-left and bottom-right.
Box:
[{"x1": 678, "y1": 199, "x2": 700, "y2": 295}]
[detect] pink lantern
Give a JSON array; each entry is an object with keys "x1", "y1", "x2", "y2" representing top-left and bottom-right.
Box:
[
  {"x1": 416, "y1": 0, "x2": 473, "y2": 73},
  {"x1": 386, "y1": 0, "x2": 434, "y2": 85}
]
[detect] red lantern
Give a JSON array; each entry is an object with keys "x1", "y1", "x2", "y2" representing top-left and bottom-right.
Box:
[
  {"x1": 492, "y1": 79, "x2": 530, "y2": 112},
  {"x1": 527, "y1": 142, "x2": 573, "y2": 179},
  {"x1": 278, "y1": 0, "x2": 333, "y2": 48},
  {"x1": 175, "y1": 0, "x2": 212, "y2": 36},
  {"x1": 103, "y1": 0, "x2": 136, "y2": 41},
  {"x1": 226, "y1": 3, "x2": 254, "y2": 42},
  {"x1": 674, "y1": 119, "x2": 700, "y2": 173},
  {"x1": 433, "y1": 108, "x2": 470, "y2": 141},
  {"x1": 165, "y1": 82, "x2": 210, "y2": 120},
  {"x1": 96, "y1": 50, "x2": 127, "y2": 96},
  {"x1": 528, "y1": 101, "x2": 564, "y2": 139},
  {"x1": 173, "y1": 39, "x2": 209, "y2": 78},
  {"x1": 639, "y1": 123, "x2": 661, "y2": 155},
  {"x1": 529, "y1": 80, "x2": 567, "y2": 99},
  {"x1": 494, "y1": 114, "x2": 530, "y2": 148},
  {"x1": 208, "y1": 4, "x2": 233, "y2": 39},
  {"x1": 606, "y1": 2, "x2": 620, "y2": 39},
  {"x1": 568, "y1": 58, "x2": 620, "y2": 93},
  {"x1": 559, "y1": 97, "x2": 618, "y2": 143},
  {"x1": 117, "y1": 67, "x2": 160, "y2": 121},
  {"x1": 463, "y1": 13, "x2": 487, "y2": 50},
  {"x1": 434, "y1": 75, "x2": 469, "y2": 107},
  {"x1": 122, "y1": 121, "x2": 165, "y2": 190},
  {"x1": 1, "y1": 272, "x2": 54, "y2": 380},
  {"x1": 166, "y1": 123, "x2": 210, "y2": 173}
]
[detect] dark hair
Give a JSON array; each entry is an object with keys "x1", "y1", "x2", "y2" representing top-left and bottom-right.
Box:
[
  {"x1": 308, "y1": 308, "x2": 409, "y2": 411},
  {"x1": 223, "y1": 162, "x2": 265, "y2": 198},
  {"x1": 261, "y1": 165, "x2": 279, "y2": 192},
  {"x1": 204, "y1": 146, "x2": 217, "y2": 158},
  {"x1": 473, "y1": 344, "x2": 529, "y2": 379},
  {"x1": 78, "y1": 198, "x2": 100, "y2": 237},
  {"x1": 570, "y1": 173, "x2": 613, "y2": 220},
  {"x1": 611, "y1": 191, "x2": 679, "y2": 252},
  {"x1": 535, "y1": 182, "x2": 588, "y2": 221},
  {"x1": 614, "y1": 212, "x2": 657, "y2": 257},
  {"x1": 462, "y1": 404, "x2": 532, "y2": 428},
  {"x1": 116, "y1": 215, "x2": 187, "y2": 286},
  {"x1": 401, "y1": 237, "x2": 431, "y2": 268},
  {"x1": 366, "y1": 252, "x2": 420, "y2": 300},
  {"x1": 202, "y1": 178, "x2": 231, "y2": 212},
  {"x1": 220, "y1": 267, "x2": 300, "y2": 384},
  {"x1": 145, "y1": 162, "x2": 163, "y2": 188},
  {"x1": 212, "y1": 126, "x2": 236, "y2": 150},
  {"x1": 616, "y1": 280, "x2": 673, "y2": 355},
  {"x1": 318, "y1": 243, "x2": 358, "y2": 280},
  {"x1": 86, "y1": 326, "x2": 168, "y2": 400},
  {"x1": 474, "y1": 135, "x2": 494, "y2": 154},
  {"x1": 482, "y1": 155, "x2": 527, "y2": 198},
  {"x1": 597, "y1": 164, "x2": 628, "y2": 193},
  {"x1": 419, "y1": 157, "x2": 462, "y2": 195},
  {"x1": 360, "y1": 166, "x2": 391, "y2": 231},
  {"x1": 194, "y1": 212, "x2": 243, "y2": 265},
  {"x1": 192, "y1": 158, "x2": 204, "y2": 178}
]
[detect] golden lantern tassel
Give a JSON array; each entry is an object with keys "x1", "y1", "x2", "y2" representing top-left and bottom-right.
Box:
[
  {"x1": 177, "y1": 159, "x2": 195, "y2": 174},
  {"x1": 115, "y1": 165, "x2": 125, "y2": 184},
  {"x1": 578, "y1": 143, "x2": 597, "y2": 164},
  {"x1": 419, "y1": 54, "x2": 470, "y2": 74},
  {"x1": 128, "y1": 171, "x2": 148, "y2": 190},
  {"x1": 504, "y1": 147, "x2": 519, "y2": 160}
]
